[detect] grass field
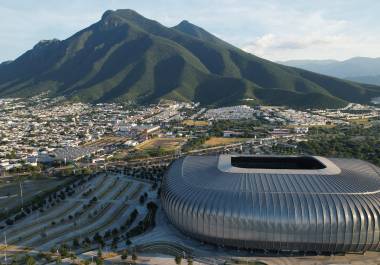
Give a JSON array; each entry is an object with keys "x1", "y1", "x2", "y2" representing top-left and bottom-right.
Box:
[
  {"x1": 182, "y1": 120, "x2": 209, "y2": 126},
  {"x1": 136, "y1": 138, "x2": 186, "y2": 152},
  {"x1": 346, "y1": 118, "x2": 370, "y2": 125},
  {"x1": 203, "y1": 137, "x2": 249, "y2": 147}
]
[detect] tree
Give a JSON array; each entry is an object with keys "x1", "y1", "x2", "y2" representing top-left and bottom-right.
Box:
[
  {"x1": 97, "y1": 248, "x2": 103, "y2": 258},
  {"x1": 93, "y1": 232, "x2": 102, "y2": 243},
  {"x1": 72, "y1": 238, "x2": 80, "y2": 248},
  {"x1": 175, "y1": 255, "x2": 182, "y2": 264},
  {"x1": 95, "y1": 258, "x2": 104, "y2": 265},
  {"x1": 111, "y1": 238, "x2": 118, "y2": 249},
  {"x1": 25, "y1": 256, "x2": 36, "y2": 265},
  {"x1": 59, "y1": 244, "x2": 69, "y2": 257},
  {"x1": 112, "y1": 228, "x2": 119, "y2": 236},
  {"x1": 187, "y1": 258, "x2": 193, "y2": 265},
  {"x1": 121, "y1": 249, "x2": 128, "y2": 260}
]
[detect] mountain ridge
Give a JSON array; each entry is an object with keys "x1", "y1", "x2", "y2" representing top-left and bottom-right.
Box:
[
  {"x1": 1, "y1": 9, "x2": 380, "y2": 108},
  {"x1": 279, "y1": 57, "x2": 380, "y2": 85}
]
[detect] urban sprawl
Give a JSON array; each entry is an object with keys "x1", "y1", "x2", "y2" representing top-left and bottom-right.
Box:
[{"x1": 1, "y1": 95, "x2": 379, "y2": 174}]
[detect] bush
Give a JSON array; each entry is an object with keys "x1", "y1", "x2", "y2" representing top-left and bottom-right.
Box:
[
  {"x1": 72, "y1": 238, "x2": 80, "y2": 248},
  {"x1": 175, "y1": 255, "x2": 182, "y2": 264},
  {"x1": 58, "y1": 244, "x2": 70, "y2": 257},
  {"x1": 25, "y1": 255, "x2": 36, "y2": 265},
  {"x1": 121, "y1": 250, "x2": 128, "y2": 260},
  {"x1": 5, "y1": 218, "x2": 14, "y2": 225},
  {"x1": 95, "y1": 257, "x2": 104, "y2": 265}
]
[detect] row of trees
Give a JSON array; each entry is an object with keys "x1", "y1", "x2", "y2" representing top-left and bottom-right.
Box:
[
  {"x1": 126, "y1": 202, "x2": 158, "y2": 238},
  {"x1": 124, "y1": 164, "x2": 166, "y2": 182},
  {"x1": 3, "y1": 173, "x2": 98, "y2": 226}
]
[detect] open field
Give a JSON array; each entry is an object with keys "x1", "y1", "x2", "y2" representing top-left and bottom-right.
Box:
[
  {"x1": 111, "y1": 150, "x2": 130, "y2": 160},
  {"x1": 183, "y1": 120, "x2": 209, "y2": 126},
  {"x1": 203, "y1": 137, "x2": 249, "y2": 147},
  {"x1": 0, "y1": 177, "x2": 68, "y2": 212},
  {"x1": 136, "y1": 138, "x2": 186, "y2": 152},
  {"x1": 346, "y1": 118, "x2": 370, "y2": 125}
]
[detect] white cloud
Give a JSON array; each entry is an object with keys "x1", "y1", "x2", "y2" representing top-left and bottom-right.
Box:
[
  {"x1": 236, "y1": 8, "x2": 380, "y2": 61},
  {"x1": 242, "y1": 34, "x2": 354, "y2": 59},
  {"x1": 0, "y1": 0, "x2": 379, "y2": 61}
]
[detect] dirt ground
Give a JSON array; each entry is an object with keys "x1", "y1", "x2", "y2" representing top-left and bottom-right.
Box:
[
  {"x1": 183, "y1": 120, "x2": 209, "y2": 126},
  {"x1": 136, "y1": 138, "x2": 186, "y2": 152},
  {"x1": 203, "y1": 137, "x2": 249, "y2": 147}
]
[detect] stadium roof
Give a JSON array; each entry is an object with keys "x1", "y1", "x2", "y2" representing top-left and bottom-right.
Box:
[{"x1": 162, "y1": 155, "x2": 380, "y2": 252}]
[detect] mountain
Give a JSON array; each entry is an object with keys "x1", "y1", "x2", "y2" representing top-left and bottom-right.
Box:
[
  {"x1": 347, "y1": 75, "x2": 380, "y2": 86},
  {"x1": 279, "y1": 57, "x2": 380, "y2": 85},
  {"x1": 1, "y1": 9, "x2": 380, "y2": 108}
]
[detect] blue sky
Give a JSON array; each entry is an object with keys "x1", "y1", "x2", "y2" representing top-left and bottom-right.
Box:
[{"x1": 1, "y1": 0, "x2": 380, "y2": 62}]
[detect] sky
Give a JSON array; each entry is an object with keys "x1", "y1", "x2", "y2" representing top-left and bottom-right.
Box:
[{"x1": 1, "y1": 0, "x2": 380, "y2": 62}]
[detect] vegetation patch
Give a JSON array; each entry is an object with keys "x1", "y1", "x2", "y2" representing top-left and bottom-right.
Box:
[
  {"x1": 136, "y1": 138, "x2": 186, "y2": 152},
  {"x1": 182, "y1": 119, "x2": 209, "y2": 126},
  {"x1": 203, "y1": 137, "x2": 249, "y2": 147},
  {"x1": 274, "y1": 125, "x2": 380, "y2": 167},
  {"x1": 126, "y1": 202, "x2": 158, "y2": 238}
]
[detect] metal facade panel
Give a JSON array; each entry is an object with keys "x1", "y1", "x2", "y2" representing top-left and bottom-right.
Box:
[{"x1": 161, "y1": 156, "x2": 380, "y2": 252}]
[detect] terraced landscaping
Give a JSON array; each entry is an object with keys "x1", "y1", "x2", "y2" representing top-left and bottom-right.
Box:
[
  {"x1": 37, "y1": 181, "x2": 134, "y2": 245},
  {"x1": 27, "y1": 180, "x2": 131, "y2": 248},
  {"x1": 6, "y1": 176, "x2": 107, "y2": 239},
  {"x1": 0, "y1": 172, "x2": 151, "y2": 256},
  {"x1": 6, "y1": 176, "x2": 111, "y2": 246}
]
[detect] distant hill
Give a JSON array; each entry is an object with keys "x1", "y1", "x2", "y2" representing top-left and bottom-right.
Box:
[
  {"x1": 279, "y1": 57, "x2": 380, "y2": 86},
  {"x1": 1, "y1": 9, "x2": 380, "y2": 108},
  {"x1": 348, "y1": 75, "x2": 380, "y2": 86}
]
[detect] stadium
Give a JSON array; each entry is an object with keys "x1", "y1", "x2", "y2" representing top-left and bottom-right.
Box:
[{"x1": 161, "y1": 155, "x2": 380, "y2": 253}]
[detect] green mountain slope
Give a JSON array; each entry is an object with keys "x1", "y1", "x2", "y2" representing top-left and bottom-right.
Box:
[{"x1": 1, "y1": 9, "x2": 380, "y2": 108}]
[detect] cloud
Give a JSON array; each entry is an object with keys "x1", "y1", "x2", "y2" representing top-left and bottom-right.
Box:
[
  {"x1": 236, "y1": 8, "x2": 377, "y2": 61},
  {"x1": 243, "y1": 34, "x2": 347, "y2": 54},
  {"x1": 0, "y1": 0, "x2": 379, "y2": 61},
  {"x1": 242, "y1": 33, "x2": 380, "y2": 61}
]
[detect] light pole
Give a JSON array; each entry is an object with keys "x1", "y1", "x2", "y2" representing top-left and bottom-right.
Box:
[
  {"x1": 4, "y1": 232, "x2": 7, "y2": 265},
  {"x1": 19, "y1": 179, "x2": 24, "y2": 212}
]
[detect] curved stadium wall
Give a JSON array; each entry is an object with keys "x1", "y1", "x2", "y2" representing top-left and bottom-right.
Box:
[{"x1": 161, "y1": 155, "x2": 380, "y2": 253}]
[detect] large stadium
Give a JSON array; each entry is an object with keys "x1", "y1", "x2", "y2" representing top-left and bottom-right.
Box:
[{"x1": 161, "y1": 155, "x2": 380, "y2": 253}]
